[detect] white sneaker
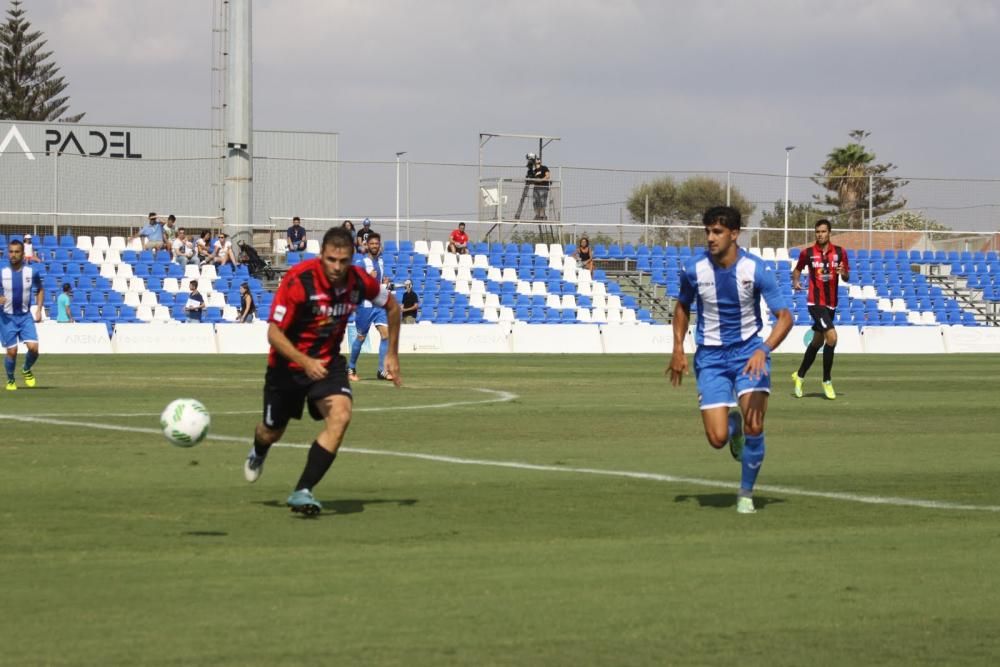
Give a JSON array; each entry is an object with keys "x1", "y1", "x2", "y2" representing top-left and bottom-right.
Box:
[
  {"x1": 244, "y1": 448, "x2": 266, "y2": 483},
  {"x1": 736, "y1": 496, "x2": 756, "y2": 514}
]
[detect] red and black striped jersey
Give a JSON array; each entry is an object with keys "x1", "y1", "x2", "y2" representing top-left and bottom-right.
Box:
[
  {"x1": 795, "y1": 243, "x2": 849, "y2": 309},
  {"x1": 267, "y1": 260, "x2": 386, "y2": 371}
]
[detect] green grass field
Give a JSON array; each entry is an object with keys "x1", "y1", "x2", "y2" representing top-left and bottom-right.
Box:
[{"x1": 2, "y1": 353, "x2": 1000, "y2": 666}]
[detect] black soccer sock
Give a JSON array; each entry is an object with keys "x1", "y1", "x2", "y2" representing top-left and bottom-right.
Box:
[
  {"x1": 822, "y1": 344, "x2": 836, "y2": 383},
  {"x1": 253, "y1": 435, "x2": 272, "y2": 459},
  {"x1": 294, "y1": 441, "x2": 337, "y2": 492},
  {"x1": 797, "y1": 341, "x2": 822, "y2": 378}
]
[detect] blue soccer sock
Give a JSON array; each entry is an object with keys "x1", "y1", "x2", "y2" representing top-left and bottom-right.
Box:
[
  {"x1": 740, "y1": 433, "x2": 766, "y2": 494},
  {"x1": 23, "y1": 349, "x2": 38, "y2": 372},
  {"x1": 378, "y1": 338, "x2": 388, "y2": 372},
  {"x1": 348, "y1": 336, "x2": 364, "y2": 370},
  {"x1": 4, "y1": 355, "x2": 15, "y2": 381}
]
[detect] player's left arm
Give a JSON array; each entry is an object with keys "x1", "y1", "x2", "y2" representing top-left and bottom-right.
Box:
[
  {"x1": 837, "y1": 246, "x2": 850, "y2": 281},
  {"x1": 33, "y1": 273, "x2": 44, "y2": 322},
  {"x1": 744, "y1": 265, "x2": 793, "y2": 379}
]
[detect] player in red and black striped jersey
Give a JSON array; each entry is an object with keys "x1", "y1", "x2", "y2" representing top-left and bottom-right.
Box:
[
  {"x1": 791, "y1": 219, "x2": 850, "y2": 399},
  {"x1": 243, "y1": 227, "x2": 402, "y2": 515}
]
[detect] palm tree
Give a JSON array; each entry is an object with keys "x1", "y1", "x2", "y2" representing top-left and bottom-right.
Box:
[{"x1": 813, "y1": 130, "x2": 906, "y2": 228}]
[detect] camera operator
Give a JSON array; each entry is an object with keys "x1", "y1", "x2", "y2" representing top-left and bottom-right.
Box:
[{"x1": 526, "y1": 153, "x2": 551, "y2": 221}]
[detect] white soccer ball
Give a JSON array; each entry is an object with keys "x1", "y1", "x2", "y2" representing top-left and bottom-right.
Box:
[{"x1": 160, "y1": 398, "x2": 211, "y2": 447}]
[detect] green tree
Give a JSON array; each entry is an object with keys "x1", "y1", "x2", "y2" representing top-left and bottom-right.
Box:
[
  {"x1": 626, "y1": 175, "x2": 753, "y2": 244},
  {"x1": 0, "y1": 0, "x2": 84, "y2": 122},
  {"x1": 812, "y1": 130, "x2": 906, "y2": 228},
  {"x1": 872, "y1": 210, "x2": 948, "y2": 231},
  {"x1": 757, "y1": 200, "x2": 837, "y2": 248}
]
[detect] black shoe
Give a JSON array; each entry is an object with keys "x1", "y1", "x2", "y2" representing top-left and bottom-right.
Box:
[{"x1": 377, "y1": 370, "x2": 394, "y2": 381}]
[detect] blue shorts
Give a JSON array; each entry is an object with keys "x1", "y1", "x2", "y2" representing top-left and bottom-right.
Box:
[
  {"x1": 694, "y1": 338, "x2": 771, "y2": 410},
  {"x1": 354, "y1": 306, "x2": 387, "y2": 336},
  {"x1": 1, "y1": 313, "x2": 39, "y2": 348}
]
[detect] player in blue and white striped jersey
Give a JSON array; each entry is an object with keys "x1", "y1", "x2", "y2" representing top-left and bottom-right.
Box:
[
  {"x1": 668, "y1": 206, "x2": 793, "y2": 514},
  {"x1": 347, "y1": 232, "x2": 393, "y2": 381},
  {"x1": 0, "y1": 240, "x2": 45, "y2": 391}
]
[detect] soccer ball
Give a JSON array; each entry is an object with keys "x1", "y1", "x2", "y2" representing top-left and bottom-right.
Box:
[{"x1": 160, "y1": 398, "x2": 211, "y2": 447}]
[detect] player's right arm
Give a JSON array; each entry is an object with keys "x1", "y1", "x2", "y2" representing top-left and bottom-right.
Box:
[
  {"x1": 668, "y1": 267, "x2": 695, "y2": 386},
  {"x1": 268, "y1": 273, "x2": 327, "y2": 380},
  {"x1": 792, "y1": 253, "x2": 807, "y2": 291}
]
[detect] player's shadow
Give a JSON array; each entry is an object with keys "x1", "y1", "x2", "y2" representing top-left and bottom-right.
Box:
[
  {"x1": 256, "y1": 498, "x2": 418, "y2": 518},
  {"x1": 797, "y1": 391, "x2": 846, "y2": 399},
  {"x1": 673, "y1": 493, "x2": 785, "y2": 511}
]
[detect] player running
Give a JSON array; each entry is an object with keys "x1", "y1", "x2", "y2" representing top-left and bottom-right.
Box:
[
  {"x1": 0, "y1": 240, "x2": 45, "y2": 391},
  {"x1": 243, "y1": 227, "x2": 402, "y2": 516},
  {"x1": 668, "y1": 206, "x2": 792, "y2": 514},
  {"x1": 791, "y1": 219, "x2": 850, "y2": 400},
  {"x1": 347, "y1": 231, "x2": 394, "y2": 381}
]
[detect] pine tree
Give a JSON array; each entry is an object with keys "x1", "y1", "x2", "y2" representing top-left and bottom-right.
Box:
[{"x1": 0, "y1": 0, "x2": 84, "y2": 122}]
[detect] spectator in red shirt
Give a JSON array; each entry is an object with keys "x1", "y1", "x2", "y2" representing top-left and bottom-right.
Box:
[
  {"x1": 447, "y1": 222, "x2": 469, "y2": 255},
  {"x1": 241, "y1": 226, "x2": 402, "y2": 516},
  {"x1": 791, "y1": 219, "x2": 850, "y2": 400}
]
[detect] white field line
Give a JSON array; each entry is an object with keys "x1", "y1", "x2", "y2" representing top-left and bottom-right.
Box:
[
  {"x1": 15, "y1": 388, "x2": 519, "y2": 418},
  {"x1": 2, "y1": 411, "x2": 999, "y2": 514}
]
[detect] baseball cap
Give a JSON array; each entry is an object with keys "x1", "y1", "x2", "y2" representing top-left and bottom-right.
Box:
[{"x1": 363, "y1": 218, "x2": 371, "y2": 226}]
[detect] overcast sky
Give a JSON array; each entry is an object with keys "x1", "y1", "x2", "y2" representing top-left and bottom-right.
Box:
[{"x1": 19, "y1": 0, "x2": 1000, "y2": 181}]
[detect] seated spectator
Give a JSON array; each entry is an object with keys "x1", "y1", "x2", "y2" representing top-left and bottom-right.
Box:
[
  {"x1": 184, "y1": 280, "x2": 205, "y2": 322},
  {"x1": 238, "y1": 282, "x2": 257, "y2": 323},
  {"x1": 21, "y1": 234, "x2": 43, "y2": 263},
  {"x1": 195, "y1": 231, "x2": 214, "y2": 265},
  {"x1": 138, "y1": 212, "x2": 166, "y2": 251},
  {"x1": 401, "y1": 279, "x2": 420, "y2": 323},
  {"x1": 575, "y1": 235, "x2": 595, "y2": 272},
  {"x1": 172, "y1": 228, "x2": 195, "y2": 266},
  {"x1": 447, "y1": 222, "x2": 469, "y2": 254},
  {"x1": 56, "y1": 283, "x2": 74, "y2": 323},
  {"x1": 287, "y1": 216, "x2": 307, "y2": 252},
  {"x1": 213, "y1": 232, "x2": 239, "y2": 267},
  {"x1": 163, "y1": 214, "x2": 177, "y2": 248}
]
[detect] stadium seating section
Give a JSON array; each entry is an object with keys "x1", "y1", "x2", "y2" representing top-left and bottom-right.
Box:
[{"x1": 1, "y1": 232, "x2": 997, "y2": 332}]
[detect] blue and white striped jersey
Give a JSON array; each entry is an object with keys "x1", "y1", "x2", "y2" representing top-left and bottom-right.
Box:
[
  {"x1": 677, "y1": 248, "x2": 788, "y2": 347},
  {"x1": 0, "y1": 265, "x2": 43, "y2": 316},
  {"x1": 356, "y1": 253, "x2": 385, "y2": 308}
]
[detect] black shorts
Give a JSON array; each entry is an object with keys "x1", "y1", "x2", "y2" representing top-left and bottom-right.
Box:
[
  {"x1": 808, "y1": 305, "x2": 836, "y2": 332},
  {"x1": 262, "y1": 358, "x2": 352, "y2": 430}
]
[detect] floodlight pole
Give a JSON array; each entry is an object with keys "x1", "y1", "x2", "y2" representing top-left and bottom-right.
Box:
[
  {"x1": 783, "y1": 145, "x2": 796, "y2": 249},
  {"x1": 395, "y1": 151, "x2": 407, "y2": 246}
]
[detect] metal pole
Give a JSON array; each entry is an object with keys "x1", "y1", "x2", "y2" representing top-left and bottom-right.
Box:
[
  {"x1": 868, "y1": 174, "x2": 874, "y2": 250},
  {"x1": 726, "y1": 171, "x2": 731, "y2": 207},
  {"x1": 223, "y1": 0, "x2": 253, "y2": 244},
  {"x1": 405, "y1": 160, "x2": 410, "y2": 242},
  {"x1": 395, "y1": 151, "x2": 406, "y2": 247},
  {"x1": 783, "y1": 146, "x2": 795, "y2": 249}
]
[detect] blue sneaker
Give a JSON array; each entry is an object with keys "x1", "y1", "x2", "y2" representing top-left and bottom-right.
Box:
[
  {"x1": 287, "y1": 489, "x2": 322, "y2": 516},
  {"x1": 243, "y1": 448, "x2": 266, "y2": 483},
  {"x1": 728, "y1": 411, "x2": 745, "y2": 461}
]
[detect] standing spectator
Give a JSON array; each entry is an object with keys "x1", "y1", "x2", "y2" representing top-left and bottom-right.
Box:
[
  {"x1": 527, "y1": 155, "x2": 551, "y2": 220},
  {"x1": 238, "y1": 282, "x2": 257, "y2": 323},
  {"x1": 287, "y1": 216, "x2": 307, "y2": 252},
  {"x1": 240, "y1": 226, "x2": 402, "y2": 516},
  {"x1": 0, "y1": 239, "x2": 45, "y2": 390},
  {"x1": 667, "y1": 206, "x2": 792, "y2": 515},
  {"x1": 401, "y1": 279, "x2": 420, "y2": 323},
  {"x1": 21, "y1": 234, "x2": 43, "y2": 264},
  {"x1": 447, "y1": 222, "x2": 469, "y2": 255},
  {"x1": 356, "y1": 218, "x2": 374, "y2": 253},
  {"x1": 196, "y1": 231, "x2": 214, "y2": 265},
  {"x1": 171, "y1": 228, "x2": 194, "y2": 266},
  {"x1": 138, "y1": 212, "x2": 165, "y2": 250},
  {"x1": 184, "y1": 280, "x2": 205, "y2": 322},
  {"x1": 56, "y1": 283, "x2": 74, "y2": 323},
  {"x1": 574, "y1": 236, "x2": 594, "y2": 272},
  {"x1": 790, "y1": 219, "x2": 850, "y2": 400},
  {"x1": 213, "y1": 232, "x2": 240, "y2": 267}
]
